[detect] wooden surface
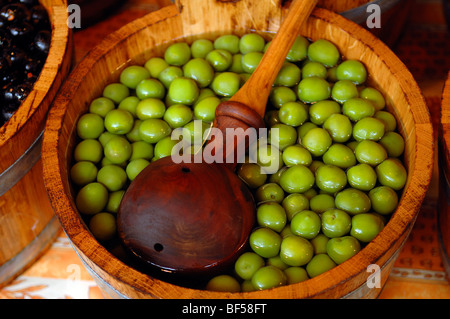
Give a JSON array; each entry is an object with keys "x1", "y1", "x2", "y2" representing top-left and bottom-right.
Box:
[
  {"x1": 39, "y1": 0, "x2": 434, "y2": 299},
  {"x1": 0, "y1": 0, "x2": 73, "y2": 287}
]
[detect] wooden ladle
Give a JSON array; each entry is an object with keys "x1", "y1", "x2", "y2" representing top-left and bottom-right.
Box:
[{"x1": 117, "y1": 0, "x2": 318, "y2": 279}]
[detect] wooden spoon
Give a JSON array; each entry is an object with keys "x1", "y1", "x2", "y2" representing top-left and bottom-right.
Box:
[{"x1": 117, "y1": 0, "x2": 318, "y2": 280}]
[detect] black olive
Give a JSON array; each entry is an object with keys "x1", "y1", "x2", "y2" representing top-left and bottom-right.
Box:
[
  {"x1": 0, "y1": 1, "x2": 14, "y2": 9},
  {"x1": 13, "y1": 82, "x2": 32, "y2": 102},
  {"x1": 0, "y1": 28, "x2": 11, "y2": 46},
  {"x1": 2, "y1": 84, "x2": 19, "y2": 108},
  {"x1": 0, "y1": 105, "x2": 16, "y2": 122},
  {"x1": 4, "y1": 45, "x2": 26, "y2": 66},
  {"x1": 1, "y1": 82, "x2": 31, "y2": 109},
  {"x1": 8, "y1": 21, "x2": 34, "y2": 44},
  {"x1": 0, "y1": 15, "x2": 7, "y2": 28},
  {"x1": 0, "y1": 55, "x2": 9, "y2": 72},
  {"x1": 0, "y1": 56, "x2": 13, "y2": 85},
  {"x1": 1, "y1": 68, "x2": 24, "y2": 86},
  {"x1": 23, "y1": 56, "x2": 43, "y2": 74},
  {"x1": 23, "y1": 57, "x2": 43, "y2": 81},
  {"x1": 0, "y1": 58, "x2": 10, "y2": 86},
  {"x1": 33, "y1": 29, "x2": 51, "y2": 55},
  {"x1": 0, "y1": 0, "x2": 50, "y2": 128}
]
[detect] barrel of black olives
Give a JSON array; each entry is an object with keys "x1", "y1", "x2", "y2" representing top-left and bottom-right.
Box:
[{"x1": 0, "y1": 0, "x2": 72, "y2": 287}]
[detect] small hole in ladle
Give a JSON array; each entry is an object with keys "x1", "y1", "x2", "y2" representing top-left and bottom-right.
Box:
[
  {"x1": 154, "y1": 243, "x2": 164, "y2": 252},
  {"x1": 181, "y1": 167, "x2": 190, "y2": 173}
]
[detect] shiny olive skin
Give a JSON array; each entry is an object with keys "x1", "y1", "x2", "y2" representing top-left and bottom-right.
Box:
[
  {"x1": 290, "y1": 210, "x2": 321, "y2": 240},
  {"x1": 279, "y1": 235, "x2": 314, "y2": 266},
  {"x1": 70, "y1": 34, "x2": 409, "y2": 292},
  {"x1": 369, "y1": 186, "x2": 399, "y2": 215},
  {"x1": 255, "y1": 182, "x2": 285, "y2": 203},
  {"x1": 279, "y1": 164, "x2": 315, "y2": 193},
  {"x1": 256, "y1": 202, "x2": 287, "y2": 233},
  {"x1": 321, "y1": 209, "x2": 352, "y2": 238},
  {"x1": 350, "y1": 213, "x2": 385, "y2": 243},
  {"x1": 335, "y1": 188, "x2": 371, "y2": 215},
  {"x1": 237, "y1": 163, "x2": 267, "y2": 189},
  {"x1": 249, "y1": 227, "x2": 282, "y2": 258},
  {"x1": 251, "y1": 266, "x2": 287, "y2": 290},
  {"x1": 315, "y1": 164, "x2": 347, "y2": 193},
  {"x1": 306, "y1": 254, "x2": 337, "y2": 278},
  {"x1": 376, "y1": 158, "x2": 407, "y2": 190},
  {"x1": 326, "y1": 236, "x2": 361, "y2": 264}
]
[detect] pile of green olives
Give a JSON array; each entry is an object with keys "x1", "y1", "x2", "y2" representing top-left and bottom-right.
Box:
[{"x1": 70, "y1": 32, "x2": 407, "y2": 293}]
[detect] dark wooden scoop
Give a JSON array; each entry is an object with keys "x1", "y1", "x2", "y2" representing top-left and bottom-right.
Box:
[{"x1": 117, "y1": 0, "x2": 317, "y2": 279}]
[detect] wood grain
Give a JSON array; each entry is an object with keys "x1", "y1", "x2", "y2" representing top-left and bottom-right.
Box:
[
  {"x1": 42, "y1": 0, "x2": 433, "y2": 298},
  {"x1": 0, "y1": 0, "x2": 73, "y2": 287}
]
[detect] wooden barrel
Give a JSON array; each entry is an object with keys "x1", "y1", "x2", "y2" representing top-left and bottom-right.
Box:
[
  {"x1": 0, "y1": 0, "x2": 73, "y2": 287},
  {"x1": 42, "y1": 0, "x2": 433, "y2": 298},
  {"x1": 438, "y1": 73, "x2": 450, "y2": 279},
  {"x1": 318, "y1": 0, "x2": 410, "y2": 46}
]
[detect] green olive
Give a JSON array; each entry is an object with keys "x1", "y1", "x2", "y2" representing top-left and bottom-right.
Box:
[
  {"x1": 306, "y1": 254, "x2": 337, "y2": 278},
  {"x1": 350, "y1": 213, "x2": 385, "y2": 243}
]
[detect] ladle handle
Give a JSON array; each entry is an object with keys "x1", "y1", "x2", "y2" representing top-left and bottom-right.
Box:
[
  {"x1": 209, "y1": 0, "x2": 317, "y2": 168},
  {"x1": 229, "y1": 0, "x2": 318, "y2": 117}
]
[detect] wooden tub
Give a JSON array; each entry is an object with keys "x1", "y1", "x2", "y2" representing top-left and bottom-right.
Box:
[
  {"x1": 0, "y1": 0, "x2": 73, "y2": 286},
  {"x1": 42, "y1": 0, "x2": 433, "y2": 298}
]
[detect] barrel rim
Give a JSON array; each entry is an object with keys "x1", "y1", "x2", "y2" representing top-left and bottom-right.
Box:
[{"x1": 42, "y1": 2, "x2": 434, "y2": 299}]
